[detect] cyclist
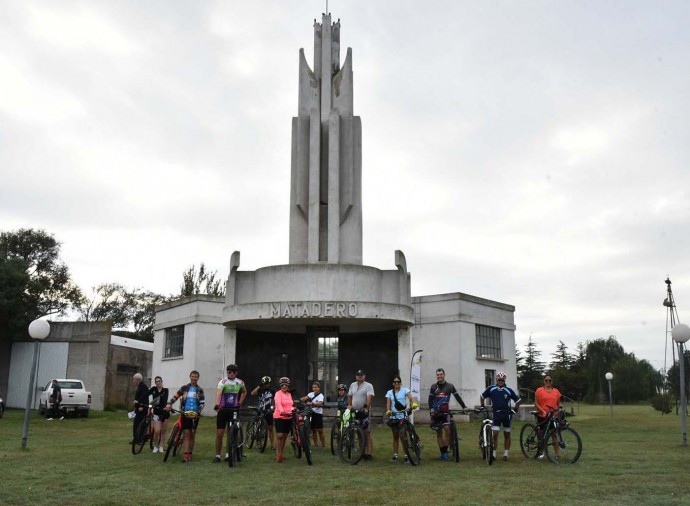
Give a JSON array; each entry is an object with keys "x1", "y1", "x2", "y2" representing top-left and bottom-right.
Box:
[
  {"x1": 534, "y1": 374, "x2": 562, "y2": 458},
  {"x1": 250, "y1": 375, "x2": 275, "y2": 450},
  {"x1": 335, "y1": 384, "x2": 349, "y2": 414},
  {"x1": 348, "y1": 369, "x2": 375, "y2": 461},
  {"x1": 165, "y1": 370, "x2": 205, "y2": 463},
  {"x1": 385, "y1": 374, "x2": 418, "y2": 463},
  {"x1": 480, "y1": 371, "x2": 521, "y2": 461},
  {"x1": 273, "y1": 376, "x2": 295, "y2": 463},
  {"x1": 131, "y1": 373, "x2": 149, "y2": 443},
  {"x1": 213, "y1": 364, "x2": 247, "y2": 463},
  {"x1": 148, "y1": 376, "x2": 169, "y2": 453},
  {"x1": 428, "y1": 368, "x2": 467, "y2": 461},
  {"x1": 300, "y1": 381, "x2": 325, "y2": 449}
]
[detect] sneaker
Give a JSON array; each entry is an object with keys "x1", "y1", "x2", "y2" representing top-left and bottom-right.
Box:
[
  {"x1": 213, "y1": 456, "x2": 221, "y2": 463},
  {"x1": 403, "y1": 456, "x2": 410, "y2": 464},
  {"x1": 59, "y1": 416, "x2": 65, "y2": 420},
  {"x1": 439, "y1": 452, "x2": 450, "y2": 461},
  {"x1": 224, "y1": 453, "x2": 230, "y2": 462},
  {"x1": 362, "y1": 454, "x2": 373, "y2": 461},
  {"x1": 537, "y1": 453, "x2": 544, "y2": 460},
  {"x1": 502, "y1": 455, "x2": 508, "y2": 461},
  {"x1": 391, "y1": 454, "x2": 399, "y2": 463},
  {"x1": 47, "y1": 418, "x2": 54, "y2": 421},
  {"x1": 159, "y1": 446, "x2": 164, "y2": 453},
  {"x1": 152, "y1": 447, "x2": 158, "y2": 453}
]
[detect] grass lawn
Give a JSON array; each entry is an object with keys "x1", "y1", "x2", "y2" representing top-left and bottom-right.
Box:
[{"x1": 0, "y1": 404, "x2": 686, "y2": 505}]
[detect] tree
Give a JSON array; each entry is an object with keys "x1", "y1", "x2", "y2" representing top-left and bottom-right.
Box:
[
  {"x1": 517, "y1": 336, "x2": 546, "y2": 391},
  {"x1": 550, "y1": 340, "x2": 575, "y2": 369},
  {"x1": 180, "y1": 263, "x2": 225, "y2": 297},
  {"x1": 0, "y1": 229, "x2": 83, "y2": 340},
  {"x1": 584, "y1": 336, "x2": 626, "y2": 402}
]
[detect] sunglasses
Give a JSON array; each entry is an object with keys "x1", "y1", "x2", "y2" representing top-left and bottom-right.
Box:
[
  {"x1": 544, "y1": 379, "x2": 552, "y2": 382},
  {"x1": 392, "y1": 380, "x2": 401, "y2": 383}
]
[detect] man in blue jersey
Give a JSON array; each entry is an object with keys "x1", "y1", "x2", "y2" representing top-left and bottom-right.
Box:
[
  {"x1": 480, "y1": 371, "x2": 521, "y2": 461},
  {"x1": 166, "y1": 370, "x2": 205, "y2": 463}
]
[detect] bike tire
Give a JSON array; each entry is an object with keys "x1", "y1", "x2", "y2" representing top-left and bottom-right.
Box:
[
  {"x1": 330, "y1": 420, "x2": 340, "y2": 456},
  {"x1": 245, "y1": 419, "x2": 257, "y2": 449},
  {"x1": 227, "y1": 424, "x2": 238, "y2": 468},
  {"x1": 338, "y1": 426, "x2": 365, "y2": 465},
  {"x1": 300, "y1": 425, "x2": 313, "y2": 465},
  {"x1": 519, "y1": 423, "x2": 539, "y2": 459},
  {"x1": 255, "y1": 418, "x2": 268, "y2": 453},
  {"x1": 401, "y1": 424, "x2": 421, "y2": 465},
  {"x1": 236, "y1": 423, "x2": 244, "y2": 462},
  {"x1": 449, "y1": 422, "x2": 459, "y2": 462},
  {"x1": 163, "y1": 426, "x2": 179, "y2": 462},
  {"x1": 173, "y1": 430, "x2": 184, "y2": 456},
  {"x1": 132, "y1": 418, "x2": 148, "y2": 455},
  {"x1": 545, "y1": 427, "x2": 582, "y2": 464},
  {"x1": 484, "y1": 424, "x2": 494, "y2": 465},
  {"x1": 149, "y1": 421, "x2": 155, "y2": 451},
  {"x1": 291, "y1": 427, "x2": 302, "y2": 459}
]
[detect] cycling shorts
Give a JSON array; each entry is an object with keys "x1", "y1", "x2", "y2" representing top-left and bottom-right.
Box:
[
  {"x1": 217, "y1": 408, "x2": 240, "y2": 429},
  {"x1": 491, "y1": 410, "x2": 513, "y2": 431}
]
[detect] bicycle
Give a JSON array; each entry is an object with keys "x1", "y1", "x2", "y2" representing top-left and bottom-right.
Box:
[
  {"x1": 289, "y1": 403, "x2": 313, "y2": 465},
  {"x1": 245, "y1": 406, "x2": 271, "y2": 453},
  {"x1": 338, "y1": 408, "x2": 366, "y2": 465},
  {"x1": 330, "y1": 409, "x2": 345, "y2": 456},
  {"x1": 225, "y1": 408, "x2": 245, "y2": 468},
  {"x1": 520, "y1": 406, "x2": 582, "y2": 464},
  {"x1": 474, "y1": 406, "x2": 494, "y2": 465},
  {"x1": 132, "y1": 404, "x2": 154, "y2": 455},
  {"x1": 163, "y1": 409, "x2": 196, "y2": 462},
  {"x1": 389, "y1": 408, "x2": 422, "y2": 465},
  {"x1": 430, "y1": 408, "x2": 462, "y2": 462}
]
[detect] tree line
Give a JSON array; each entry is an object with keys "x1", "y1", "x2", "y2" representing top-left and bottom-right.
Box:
[{"x1": 0, "y1": 228, "x2": 225, "y2": 343}]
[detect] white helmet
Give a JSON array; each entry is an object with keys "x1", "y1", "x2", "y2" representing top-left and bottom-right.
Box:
[{"x1": 496, "y1": 372, "x2": 507, "y2": 380}]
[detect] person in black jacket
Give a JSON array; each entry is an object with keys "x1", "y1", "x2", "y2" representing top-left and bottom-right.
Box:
[
  {"x1": 148, "y1": 376, "x2": 169, "y2": 453},
  {"x1": 132, "y1": 373, "x2": 149, "y2": 443},
  {"x1": 46, "y1": 379, "x2": 63, "y2": 420}
]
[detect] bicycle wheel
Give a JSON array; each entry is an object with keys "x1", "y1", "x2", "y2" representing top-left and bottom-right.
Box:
[
  {"x1": 545, "y1": 427, "x2": 582, "y2": 464},
  {"x1": 330, "y1": 420, "x2": 340, "y2": 456},
  {"x1": 291, "y1": 428, "x2": 302, "y2": 459},
  {"x1": 227, "y1": 424, "x2": 238, "y2": 468},
  {"x1": 449, "y1": 422, "x2": 460, "y2": 462},
  {"x1": 484, "y1": 424, "x2": 494, "y2": 465},
  {"x1": 401, "y1": 424, "x2": 421, "y2": 465},
  {"x1": 149, "y1": 421, "x2": 155, "y2": 450},
  {"x1": 163, "y1": 426, "x2": 179, "y2": 462},
  {"x1": 519, "y1": 423, "x2": 539, "y2": 459},
  {"x1": 338, "y1": 426, "x2": 365, "y2": 465},
  {"x1": 255, "y1": 418, "x2": 268, "y2": 453},
  {"x1": 173, "y1": 430, "x2": 184, "y2": 456},
  {"x1": 236, "y1": 423, "x2": 244, "y2": 462},
  {"x1": 245, "y1": 419, "x2": 257, "y2": 449},
  {"x1": 132, "y1": 418, "x2": 148, "y2": 455},
  {"x1": 300, "y1": 425, "x2": 313, "y2": 465}
]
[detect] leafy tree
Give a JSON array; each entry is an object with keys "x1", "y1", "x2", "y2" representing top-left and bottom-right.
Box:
[
  {"x1": 0, "y1": 229, "x2": 83, "y2": 340},
  {"x1": 666, "y1": 349, "x2": 690, "y2": 406},
  {"x1": 551, "y1": 340, "x2": 575, "y2": 369},
  {"x1": 584, "y1": 336, "x2": 625, "y2": 402},
  {"x1": 611, "y1": 354, "x2": 661, "y2": 403},
  {"x1": 180, "y1": 263, "x2": 225, "y2": 297},
  {"x1": 517, "y1": 336, "x2": 546, "y2": 391}
]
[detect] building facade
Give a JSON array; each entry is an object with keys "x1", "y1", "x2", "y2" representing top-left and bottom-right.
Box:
[{"x1": 153, "y1": 14, "x2": 516, "y2": 411}]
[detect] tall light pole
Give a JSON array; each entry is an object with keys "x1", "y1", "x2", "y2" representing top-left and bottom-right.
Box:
[
  {"x1": 672, "y1": 323, "x2": 690, "y2": 446},
  {"x1": 21, "y1": 319, "x2": 50, "y2": 449},
  {"x1": 605, "y1": 372, "x2": 613, "y2": 417}
]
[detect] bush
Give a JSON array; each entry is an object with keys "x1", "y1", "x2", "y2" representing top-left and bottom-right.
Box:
[{"x1": 651, "y1": 393, "x2": 673, "y2": 414}]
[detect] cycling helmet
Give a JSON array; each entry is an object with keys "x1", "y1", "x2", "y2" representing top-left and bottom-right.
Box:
[
  {"x1": 261, "y1": 375, "x2": 271, "y2": 385},
  {"x1": 496, "y1": 372, "x2": 507, "y2": 380},
  {"x1": 227, "y1": 364, "x2": 239, "y2": 372},
  {"x1": 279, "y1": 376, "x2": 290, "y2": 386},
  {"x1": 337, "y1": 383, "x2": 347, "y2": 390}
]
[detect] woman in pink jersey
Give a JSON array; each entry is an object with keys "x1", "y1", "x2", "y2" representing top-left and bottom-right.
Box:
[{"x1": 273, "y1": 377, "x2": 295, "y2": 463}]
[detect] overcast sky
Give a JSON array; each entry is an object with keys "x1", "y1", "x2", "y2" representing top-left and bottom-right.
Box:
[{"x1": 2, "y1": 1, "x2": 689, "y2": 372}]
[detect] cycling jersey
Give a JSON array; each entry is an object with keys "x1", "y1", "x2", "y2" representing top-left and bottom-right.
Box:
[
  {"x1": 336, "y1": 396, "x2": 348, "y2": 414},
  {"x1": 428, "y1": 381, "x2": 467, "y2": 411},
  {"x1": 169, "y1": 383, "x2": 205, "y2": 413},
  {"x1": 481, "y1": 385, "x2": 520, "y2": 412},
  {"x1": 217, "y1": 377, "x2": 245, "y2": 409},
  {"x1": 257, "y1": 389, "x2": 275, "y2": 411},
  {"x1": 183, "y1": 386, "x2": 201, "y2": 412}
]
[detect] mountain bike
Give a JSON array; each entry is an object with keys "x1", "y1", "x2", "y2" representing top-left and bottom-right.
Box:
[
  {"x1": 474, "y1": 407, "x2": 494, "y2": 465},
  {"x1": 163, "y1": 410, "x2": 193, "y2": 462},
  {"x1": 431, "y1": 408, "x2": 462, "y2": 462},
  {"x1": 390, "y1": 408, "x2": 422, "y2": 465},
  {"x1": 520, "y1": 406, "x2": 582, "y2": 464},
  {"x1": 132, "y1": 404, "x2": 154, "y2": 455},
  {"x1": 330, "y1": 409, "x2": 344, "y2": 456},
  {"x1": 245, "y1": 406, "x2": 270, "y2": 453},
  {"x1": 338, "y1": 408, "x2": 366, "y2": 465},
  {"x1": 289, "y1": 404, "x2": 313, "y2": 465},
  {"x1": 226, "y1": 408, "x2": 245, "y2": 468}
]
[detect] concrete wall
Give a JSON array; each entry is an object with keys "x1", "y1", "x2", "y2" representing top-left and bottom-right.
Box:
[{"x1": 106, "y1": 345, "x2": 153, "y2": 409}]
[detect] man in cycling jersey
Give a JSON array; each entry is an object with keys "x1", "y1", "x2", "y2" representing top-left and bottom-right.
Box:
[
  {"x1": 250, "y1": 375, "x2": 275, "y2": 450},
  {"x1": 480, "y1": 371, "x2": 521, "y2": 461},
  {"x1": 428, "y1": 368, "x2": 467, "y2": 461},
  {"x1": 213, "y1": 364, "x2": 247, "y2": 463},
  {"x1": 166, "y1": 370, "x2": 205, "y2": 463}
]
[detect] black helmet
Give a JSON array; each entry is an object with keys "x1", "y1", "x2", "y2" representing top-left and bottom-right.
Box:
[{"x1": 227, "y1": 364, "x2": 238, "y2": 372}]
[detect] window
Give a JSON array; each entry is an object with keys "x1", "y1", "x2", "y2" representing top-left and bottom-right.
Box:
[
  {"x1": 164, "y1": 326, "x2": 184, "y2": 359},
  {"x1": 275, "y1": 353, "x2": 289, "y2": 378},
  {"x1": 485, "y1": 369, "x2": 496, "y2": 388},
  {"x1": 476, "y1": 324, "x2": 502, "y2": 359}
]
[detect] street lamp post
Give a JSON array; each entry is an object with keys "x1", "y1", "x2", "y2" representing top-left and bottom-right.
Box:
[
  {"x1": 21, "y1": 319, "x2": 50, "y2": 449},
  {"x1": 605, "y1": 372, "x2": 613, "y2": 417},
  {"x1": 672, "y1": 323, "x2": 690, "y2": 446}
]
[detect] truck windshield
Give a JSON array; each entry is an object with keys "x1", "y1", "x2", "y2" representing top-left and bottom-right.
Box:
[{"x1": 57, "y1": 381, "x2": 83, "y2": 389}]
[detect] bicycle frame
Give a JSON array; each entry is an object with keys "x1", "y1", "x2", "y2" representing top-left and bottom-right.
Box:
[
  {"x1": 290, "y1": 405, "x2": 313, "y2": 465},
  {"x1": 226, "y1": 408, "x2": 244, "y2": 467},
  {"x1": 475, "y1": 407, "x2": 494, "y2": 465}
]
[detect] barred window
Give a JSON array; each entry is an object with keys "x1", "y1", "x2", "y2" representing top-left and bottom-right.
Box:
[
  {"x1": 476, "y1": 325, "x2": 502, "y2": 359},
  {"x1": 485, "y1": 369, "x2": 496, "y2": 388},
  {"x1": 164, "y1": 326, "x2": 184, "y2": 359}
]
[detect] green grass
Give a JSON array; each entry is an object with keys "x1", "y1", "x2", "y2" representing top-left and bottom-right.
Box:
[{"x1": 0, "y1": 404, "x2": 687, "y2": 505}]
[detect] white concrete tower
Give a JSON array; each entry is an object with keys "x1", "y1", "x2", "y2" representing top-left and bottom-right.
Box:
[{"x1": 289, "y1": 14, "x2": 363, "y2": 264}]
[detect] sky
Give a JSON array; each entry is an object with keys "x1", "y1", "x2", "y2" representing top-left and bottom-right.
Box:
[{"x1": 2, "y1": 0, "x2": 689, "y2": 372}]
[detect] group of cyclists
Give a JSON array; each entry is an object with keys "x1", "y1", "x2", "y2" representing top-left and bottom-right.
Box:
[{"x1": 132, "y1": 365, "x2": 560, "y2": 464}]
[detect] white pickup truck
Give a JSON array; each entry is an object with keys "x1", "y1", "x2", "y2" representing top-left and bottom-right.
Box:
[{"x1": 39, "y1": 379, "x2": 92, "y2": 418}]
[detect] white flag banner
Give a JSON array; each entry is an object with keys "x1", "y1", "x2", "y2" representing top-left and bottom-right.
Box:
[{"x1": 410, "y1": 351, "x2": 422, "y2": 401}]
